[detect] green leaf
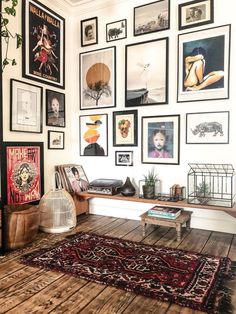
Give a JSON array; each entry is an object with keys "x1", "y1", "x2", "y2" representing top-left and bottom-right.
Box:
[
  {"x1": 12, "y1": 59, "x2": 17, "y2": 66},
  {"x1": 2, "y1": 18, "x2": 9, "y2": 26},
  {"x1": 1, "y1": 30, "x2": 9, "y2": 37},
  {"x1": 16, "y1": 34, "x2": 22, "y2": 48},
  {"x1": 3, "y1": 59, "x2": 9, "y2": 66}
]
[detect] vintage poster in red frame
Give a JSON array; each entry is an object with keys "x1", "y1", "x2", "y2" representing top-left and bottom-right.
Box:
[{"x1": 6, "y1": 145, "x2": 42, "y2": 204}]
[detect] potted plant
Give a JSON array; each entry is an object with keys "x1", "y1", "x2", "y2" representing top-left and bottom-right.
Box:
[
  {"x1": 196, "y1": 182, "x2": 211, "y2": 204},
  {"x1": 142, "y1": 168, "x2": 158, "y2": 199}
]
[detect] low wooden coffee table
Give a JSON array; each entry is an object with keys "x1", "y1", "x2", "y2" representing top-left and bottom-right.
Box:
[{"x1": 140, "y1": 210, "x2": 192, "y2": 241}]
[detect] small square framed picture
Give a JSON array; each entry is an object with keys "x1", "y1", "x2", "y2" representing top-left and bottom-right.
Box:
[
  {"x1": 179, "y1": 0, "x2": 214, "y2": 30},
  {"x1": 46, "y1": 90, "x2": 65, "y2": 127},
  {"x1": 115, "y1": 151, "x2": 133, "y2": 166},
  {"x1": 106, "y1": 19, "x2": 127, "y2": 42},
  {"x1": 48, "y1": 130, "x2": 64, "y2": 149},
  {"x1": 81, "y1": 17, "x2": 98, "y2": 47}
]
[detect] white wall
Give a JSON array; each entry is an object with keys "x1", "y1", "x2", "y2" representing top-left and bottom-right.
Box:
[{"x1": 2, "y1": 0, "x2": 236, "y2": 233}]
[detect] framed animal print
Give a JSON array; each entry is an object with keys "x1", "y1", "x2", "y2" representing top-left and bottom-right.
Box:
[{"x1": 106, "y1": 19, "x2": 127, "y2": 42}]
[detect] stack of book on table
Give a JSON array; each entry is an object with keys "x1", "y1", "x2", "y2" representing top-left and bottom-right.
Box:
[{"x1": 147, "y1": 205, "x2": 182, "y2": 219}]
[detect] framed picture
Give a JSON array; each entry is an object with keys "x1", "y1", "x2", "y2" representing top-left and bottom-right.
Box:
[
  {"x1": 115, "y1": 151, "x2": 133, "y2": 166},
  {"x1": 62, "y1": 165, "x2": 89, "y2": 193},
  {"x1": 113, "y1": 110, "x2": 138, "y2": 146},
  {"x1": 1, "y1": 142, "x2": 44, "y2": 205},
  {"x1": 186, "y1": 111, "x2": 229, "y2": 144},
  {"x1": 134, "y1": 0, "x2": 170, "y2": 36},
  {"x1": 22, "y1": 0, "x2": 65, "y2": 89},
  {"x1": 80, "y1": 46, "x2": 116, "y2": 110},
  {"x1": 177, "y1": 24, "x2": 231, "y2": 102},
  {"x1": 48, "y1": 131, "x2": 64, "y2": 149},
  {"x1": 179, "y1": 0, "x2": 214, "y2": 30},
  {"x1": 106, "y1": 19, "x2": 127, "y2": 42},
  {"x1": 46, "y1": 90, "x2": 65, "y2": 127},
  {"x1": 79, "y1": 114, "x2": 108, "y2": 156},
  {"x1": 125, "y1": 38, "x2": 168, "y2": 107},
  {"x1": 10, "y1": 79, "x2": 43, "y2": 133},
  {"x1": 142, "y1": 115, "x2": 180, "y2": 165},
  {"x1": 81, "y1": 17, "x2": 98, "y2": 47}
]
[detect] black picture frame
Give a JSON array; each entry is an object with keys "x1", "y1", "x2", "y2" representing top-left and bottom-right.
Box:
[
  {"x1": 79, "y1": 114, "x2": 108, "y2": 156},
  {"x1": 186, "y1": 111, "x2": 229, "y2": 144},
  {"x1": 81, "y1": 17, "x2": 98, "y2": 47},
  {"x1": 106, "y1": 19, "x2": 127, "y2": 42},
  {"x1": 142, "y1": 115, "x2": 180, "y2": 165},
  {"x1": 178, "y1": 0, "x2": 214, "y2": 30},
  {"x1": 10, "y1": 79, "x2": 43, "y2": 133},
  {"x1": 80, "y1": 46, "x2": 116, "y2": 110},
  {"x1": 46, "y1": 89, "x2": 65, "y2": 128},
  {"x1": 113, "y1": 110, "x2": 138, "y2": 146},
  {"x1": 115, "y1": 151, "x2": 133, "y2": 166},
  {"x1": 177, "y1": 24, "x2": 230, "y2": 103},
  {"x1": 22, "y1": 0, "x2": 65, "y2": 89},
  {"x1": 134, "y1": 0, "x2": 170, "y2": 36},
  {"x1": 125, "y1": 38, "x2": 168, "y2": 107},
  {"x1": 48, "y1": 130, "x2": 65, "y2": 149}
]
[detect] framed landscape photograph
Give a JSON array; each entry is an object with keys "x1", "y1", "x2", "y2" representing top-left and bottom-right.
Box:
[
  {"x1": 142, "y1": 115, "x2": 180, "y2": 165},
  {"x1": 22, "y1": 0, "x2": 65, "y2": 89},
  {"x1": 125, "y1": 38, "x2": 168, "y2": 107},
  {"x1": 46, "y1": 90, "x2": 65, "y2": 127},
  {"x1": 10, "y1": 79, "x2": 43, "y2": 133},
  {"x1": 48, "y1": 130, "x2": 65, "y2": 149},
  {"x1": 179, "y1": 0, "x2": 214, "y2": 30},
  {"x1": 81, "y1": 17, "x2": 98, "y2": 47},
  {"x1": 177, "y1": 24, "x2": 230, "y2": 102},
  {"x1": 134, "y1": 0, "x2": 170, "y2": 36},
  {"x1": 1, "y1": 142, "x2": 44, "y2": 205},
  {"x1": 115, "y1": 151, "x2": 133, "y2": 166},
  {"x1": 80, "y1": 46, "x2": 116, "y2": 110},
  {"x1": 106, "y1": 19, "x2": 127, "y2": 42},
  {"x1": 113, "y1": 110, "x2": 138, "y2": 146},
  {"x1": 79, "y1": 114, "x2": 108, "y2": 156},
  {"x1": 186, "y1": 111, "x2": 229, "y2": 144}
]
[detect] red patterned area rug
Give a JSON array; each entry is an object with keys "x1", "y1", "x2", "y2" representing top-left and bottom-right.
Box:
[{"x1": 20, "y1": 232, "x2": 235, "y2": 314}]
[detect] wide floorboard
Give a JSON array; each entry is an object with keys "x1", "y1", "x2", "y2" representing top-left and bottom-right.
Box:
[{"x1": 0, "y1": 214, "x2": 236, "y2": 314}]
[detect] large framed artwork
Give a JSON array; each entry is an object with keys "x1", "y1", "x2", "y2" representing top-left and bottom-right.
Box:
[
  {"x1": 10, "y1": 79, "x2": 43, "y2": 133},
  {"x1": 177, "y1": 24, "x2": 230, "y2": 102},
  {"x1": 46, "y1": 89, "x2": 65, "y2": 127},
  {"x1": 113, "y1": 110, "x2": 138, "y2": 146},
  {"x1": 178, "y1": 0, "x2": 214, "y2": 30},
  {"x1": 186, "y1": 111, "x2": 229, "y2": 144},
  {"x1": 142, "y1": 115, "x2": 180, "y2": 165},
  {"x1": 106, "y1": 19, "x2": 127, "y2": 42},
  {"x1": 80, "y1": 47, "x2": 116, "y2": 110},
  {"x1": 125, "y1": 38, "x2": 168, "y2": 107},
  {"x1": 81, "y1": 17, "x2": 98, "y2": 47},
  {"x1": 1, "y1": 142, "x2": 44, "y2": 205},
  {"x1": 79, "y1": 114, "x2": 108, "y2": 156},
  {"x1": 134, "y1": 0, "x2": 170, "y2": 36},
  {"x1": 22, "y1": 0, "x2": 65, "y2": 89}
]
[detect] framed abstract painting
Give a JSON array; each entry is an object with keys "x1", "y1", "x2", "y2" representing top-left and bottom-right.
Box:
[{"x1": 113, "y1": 110, "x2": 138, "y2": 146}]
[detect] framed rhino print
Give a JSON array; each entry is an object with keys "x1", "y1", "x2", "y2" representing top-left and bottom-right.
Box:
[
  {"x1": 186, "y1": 111, "x2": 229, "y2": 144},
  {"x1": 106, "y1": 19, "x2": 127, "y2": 42}
]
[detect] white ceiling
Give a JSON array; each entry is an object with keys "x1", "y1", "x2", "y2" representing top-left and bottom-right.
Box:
[{"x1": 63, "y1": 0, "x2": 98, "y2": 6}]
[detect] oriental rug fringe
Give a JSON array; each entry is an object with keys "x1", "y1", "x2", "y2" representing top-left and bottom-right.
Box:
[{"x1": 20, "y1": 232, "x2": 236, "y2": 314}]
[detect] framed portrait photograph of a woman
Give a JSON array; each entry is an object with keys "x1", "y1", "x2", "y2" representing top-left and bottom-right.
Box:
[{"x1": 46, "y1": 89, "x2": 65, "y2": 127}]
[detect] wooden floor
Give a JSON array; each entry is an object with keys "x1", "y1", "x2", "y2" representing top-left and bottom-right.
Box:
[{"x1": 0, "y1": 213, "x2": 236, "y2": 314}]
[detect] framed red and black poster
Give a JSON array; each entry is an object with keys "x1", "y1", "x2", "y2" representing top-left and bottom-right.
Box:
[
  {"x1": 22, "y1": 0, "x2": 65, "y2": 89},
  {"x1": 1, "y1": 142, "x2": 44, "y2": 205}
]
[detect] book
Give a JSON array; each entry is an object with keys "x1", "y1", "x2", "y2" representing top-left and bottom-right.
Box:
[{"x1": 147, "y1": 205, "x2": 182, "y2": 219}]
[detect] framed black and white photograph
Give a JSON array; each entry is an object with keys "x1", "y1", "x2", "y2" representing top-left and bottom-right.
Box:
[
  {"x1": 142, "y1": 115, "x2": 180, "y2": 165},
  {"x1": 177, "y1": 24, "x2": 230, "y2": 102},
  {"x1": 134, "y1": 0, "x2": 170, "y2": 36},
  {"x1": 79, "y1": 114, "x2": 108, "y2": 156},
  {"x1": 186, "y1": 111, "x2": 229, "y2": 144},
  {"x1": 125, "y1": 38, "x2": 168, "y2": 107},
  {"x1": 179, "y1": 0, "x2": 214, "y2": 30},
  {"x1": 10, "y1": 79, "x2": 43, "y2": 133},
  {"x1": 22, "y1": 0, "x2": 65, "y2": 89},
  {"x1": 81, "y1": 17, "x2": 98, "y2": 47},
  {"x1": 106, "y1": 19, "x2": 127, "y2": 42},
  {"x1": 46, "y1": 90, "x2": 65, "y2": 127},
  {"x1": 113, "y1": 110, "x2": 138, "y2": 146},
  {"x1": 115, "y1": 151, "x2": 133, "y2": 166},
  {"x1": 48, "y1": 130, "x2": 64, "y2": 149},
  {"x1": 80, "y1": 46, "x2": 116, "y2": 110}
]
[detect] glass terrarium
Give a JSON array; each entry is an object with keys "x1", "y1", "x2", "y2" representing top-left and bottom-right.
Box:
[{"x1": 187, "y1": 163, "x2": 235, "y2": 208}]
